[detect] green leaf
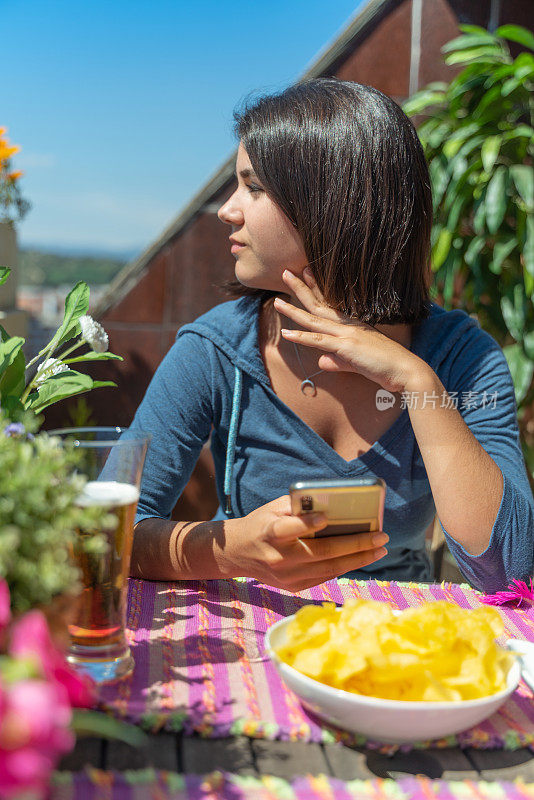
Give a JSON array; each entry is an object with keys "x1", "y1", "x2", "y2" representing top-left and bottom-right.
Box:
[
  {"x1": 0, "y1": 267, "x2": 11, "y2": 287},
  {"x1": 41, "y1": 282, "x2": 89, "y2": 357},
  {"x1": 63, "y1": 352, "x2": 123, "y2": 364},
  {"x1": 491, "y1": 237, "x2": 517, "y2": 273},
  {"x1": 501, "y1": 284, "x2": 526, "y2": 341},
  {"x1": 446, "y1": 135, "x2": 486, "y2": 167},
  {"x1": 503, "y1": 124, "x2": 534, "y2": 142},
  {"x1": 446, "y1": 193, "x2": 467, "y2": 232},
  {"x1": 481, "y1": 135, "x2": 502, "y2": 173},
  {"x1": 441, "y1": 124, "x2": 479, "y2": 158},
  {"x1": 427, "y1": 122, "x2": 453, "y2": 150},
  {"x1": 483, "y1": 64, "x2": 514, "y2": 89},
  {"x1": 473, "y1": 196, "x2": 486, "y2": 235},
  {"x1": 442, "y1": 33, "x2": 498, "y2": 53},
  {"x1": 503, "y1": 343, "x2": 534, "y2": 404},
  {"x1": 510, "y1": 165, "x2": 533, "y2": 209},
  {"x1": 432, "y1": 229, "x2": 453, "y2": 270},
  {"x1": 444, "y1": 47, "x2": 504, "y2": 66},
  {"x1": 525, "y1": 214, "x2": 534, "y2": 278},
  {"x1": 525, "y1": 262, "x2": 534, "y2": 299},
  {"x1": 473, "y1": 85, "x2": 505, "y2": 119},
  {"x1": 448, "y1": 69, "x2": 488, "y2": 102},
  {"x1": 0, "y1": 325, "x2": 26, "y2": 404},
  {"x1": 429, "y1": 156, "x2": 450, "y2": 209},
  {"x1": 402, "y1": 90, "x2": 446, "y2": 116},
  {"x1": 502, "y1": 76, "x2": 522, "y2": 96},
  {"x1": 496, "y1": 24, "x2": 534, "y2": 51},
  {"x1": 485, "y1": 166, "x2": 508, "y2": 234},
  {"x1": 71, "y1": 710, "x2": 147, "y2": 747},
  {"x1": 0, "y1": 337, "x2": 24, "y2": 375},
  {"x1": 464, "y1": 236, "x2": 486, "y2": 266},
  {"x1": 25, "y1": 370, "x2": 93, "y2": 413},
  {"x1": 91, "y1": 380, "x2": 117, "y2": 390},
  {"x1": 459, "y1": 24, "x2": 494, "y2": 36},
  {"x1": 524, "y1": 331, "x2": 534, "y2": 361}
]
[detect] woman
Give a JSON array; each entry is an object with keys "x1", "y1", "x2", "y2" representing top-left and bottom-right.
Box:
[{"x1": 129, "y1": 79, "x2": 533, "y2": 593}]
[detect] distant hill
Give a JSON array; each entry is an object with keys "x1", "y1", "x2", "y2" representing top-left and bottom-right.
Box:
[{"x1": 18, "y1": 248, "x2": 128, "y2": 287}]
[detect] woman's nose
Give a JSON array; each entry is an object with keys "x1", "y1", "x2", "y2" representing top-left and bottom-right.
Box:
[{"x1": 217, "y1": 191, "x2": 243, "y2": 226}]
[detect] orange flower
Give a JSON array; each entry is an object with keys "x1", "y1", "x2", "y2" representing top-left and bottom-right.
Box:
[
  {"x1": 0, "y1": 146, "x2": 20, "y2": 164},
  {"x1": 7, "y1": 171, "x2": 23, "y2": 181}
]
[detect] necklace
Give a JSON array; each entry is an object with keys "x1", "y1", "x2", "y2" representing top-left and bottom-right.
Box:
[{"x1": 292, "y1": 341, "x2": 325, "y2": 397}]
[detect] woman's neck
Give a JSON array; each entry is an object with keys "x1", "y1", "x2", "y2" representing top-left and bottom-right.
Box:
[{"x1": 262, "y1": 294, "x2": 412, "y2": 352}]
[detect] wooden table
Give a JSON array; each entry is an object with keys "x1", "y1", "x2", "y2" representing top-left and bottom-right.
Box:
[{"x1": 59, "y1": 732, "x2": 534, "y2": 782}]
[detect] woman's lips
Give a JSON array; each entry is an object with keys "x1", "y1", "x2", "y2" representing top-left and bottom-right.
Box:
[{"x1": 231, "y1": 243, "x2": 246, "y2": 254}]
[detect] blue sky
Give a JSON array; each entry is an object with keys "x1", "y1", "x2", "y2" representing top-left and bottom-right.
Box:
[{"x1": 3, "y1": 0, "x2": 365, "y2": 258}]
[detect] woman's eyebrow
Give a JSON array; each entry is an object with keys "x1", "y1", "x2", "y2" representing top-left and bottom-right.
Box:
[{"x1": 235, "y1": 168, "x2": 258, "y2": 179}]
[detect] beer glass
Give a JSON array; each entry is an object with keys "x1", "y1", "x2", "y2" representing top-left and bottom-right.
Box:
[{"x1": 49, "y1": 427, "x2": 150, "y2": 682}]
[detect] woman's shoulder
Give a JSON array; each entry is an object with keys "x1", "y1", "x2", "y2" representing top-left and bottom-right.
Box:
[
  {"x1": 414, "y1": 302, "x2": 503, "y2": 366},
  {"x1": 414, "y1": 302, "x2": 512, "y2": 395}
]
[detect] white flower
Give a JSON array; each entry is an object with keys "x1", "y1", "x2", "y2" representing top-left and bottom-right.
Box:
[
  {"x1": 79, "y1": 315, "x2": 109, "y2": 353},
  {"x1": 35, "y1": 358, "x2": 69, "y2": 386}
]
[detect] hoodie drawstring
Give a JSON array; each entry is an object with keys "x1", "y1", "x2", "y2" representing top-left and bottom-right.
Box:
[{"x1": 224, "y1": 365, "x2": 242, "y2": 515}]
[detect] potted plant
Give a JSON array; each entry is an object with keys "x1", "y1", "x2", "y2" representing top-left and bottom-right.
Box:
[
  {"x1": 0, "y1": 274, "x2": 144, "y2": 795},
  {"x1": 403, "y1": 23, "x2": 534, "y2": 483}
]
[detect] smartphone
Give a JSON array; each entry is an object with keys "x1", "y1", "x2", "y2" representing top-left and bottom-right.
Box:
[{"x1": 289, "y1": 477, "x2": 386, "y2": 538}]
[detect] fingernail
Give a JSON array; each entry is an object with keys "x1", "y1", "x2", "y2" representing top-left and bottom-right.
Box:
[
  {"x1": 372, "y1": 532, "x2": 389, "y2": 547},
  {"x1": 374, "y1": 547, "x2": 387, "y2": 559},
  {"x1": 283, "y1": 269, "x2": 292, "y2": 278}
]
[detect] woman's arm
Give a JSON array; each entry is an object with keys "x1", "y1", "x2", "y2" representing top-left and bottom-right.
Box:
[
  {"x1": 402, "y1": 365, "x2": 502, "y2": 556},
  {"x1": 131, "y1": 496, "x2": 390, "y2": 591},
  {"x1": 275, "y1": 267, "x2": 534, "y2": 591}
]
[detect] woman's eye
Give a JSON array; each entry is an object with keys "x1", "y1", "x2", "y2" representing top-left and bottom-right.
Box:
[{"x1": 247, "y1": 184, "x2": 262, "y2": 194}]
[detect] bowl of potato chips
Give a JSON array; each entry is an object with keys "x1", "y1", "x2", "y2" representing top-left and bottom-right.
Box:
[{"x1": 265, "y1": 600, "x2": 519, "y2": 743}]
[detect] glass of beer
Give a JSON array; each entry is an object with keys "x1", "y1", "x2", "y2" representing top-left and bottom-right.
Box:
[{"x1": 49, "y1": 427, "x2": 150, "y2": 683}]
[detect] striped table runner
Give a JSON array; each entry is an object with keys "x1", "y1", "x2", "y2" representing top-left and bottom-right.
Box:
[
  {"x1": 50, "y1": 770, "x2": 534, "y2": 799},
  {"x1": 98, "y1": 579, "x2": 534, "y2": 750}
]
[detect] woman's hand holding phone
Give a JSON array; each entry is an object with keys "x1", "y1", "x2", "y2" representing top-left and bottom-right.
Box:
[{"x1": 224, "y1": 495, "x2": 388, "y2": 592}]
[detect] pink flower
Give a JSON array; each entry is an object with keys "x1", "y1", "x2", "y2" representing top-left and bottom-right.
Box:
[
  {"x1": 0, "y1": 580, "x2": 10, "y2": 634},
  {"x1": 0, "y1": 678, "x2": 74, "y2": 798},
  {"x1": 481, "y1": 578, "x2": 534, "y2": 608},
  {"x1": 9, "y1": 610, "x2": 95, "y2": 708}
]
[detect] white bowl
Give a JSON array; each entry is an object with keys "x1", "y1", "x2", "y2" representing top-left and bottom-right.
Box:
[{"x1": 265, "y1": 613, "x2": 520, "y2": 744}]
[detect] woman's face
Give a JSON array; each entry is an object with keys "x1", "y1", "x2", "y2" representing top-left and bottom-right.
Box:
[{"x1": 218, "y1": 142, "x2": 308, "y2": 293}]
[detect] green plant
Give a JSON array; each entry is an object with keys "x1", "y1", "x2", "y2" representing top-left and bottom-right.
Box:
[
  {"x1": 0, "y1": 267, "x2": 123, "y2": 421},
  {"x1": 403, "y1": 24, "x2": 534, "y2": 476},
  {"x1": 0, "y1": 412, "x2": 112, "y2": 613}
]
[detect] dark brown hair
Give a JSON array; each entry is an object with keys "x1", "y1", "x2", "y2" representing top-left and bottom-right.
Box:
[{"x1": 222, "y1": 78, "x2": 432, "y2": 324}]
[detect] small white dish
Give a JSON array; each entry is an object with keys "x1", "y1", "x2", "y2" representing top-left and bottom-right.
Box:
[
  {"x1": 265, "y1": 613, "x2": 520, "y2": 744},
  {"x1": 506, "y1": 638, "x2": 534, "y2": 693}
]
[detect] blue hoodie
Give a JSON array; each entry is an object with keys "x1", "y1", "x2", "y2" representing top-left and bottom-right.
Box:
[{"x1": 130, "y1": 295, "x2": 534, "y2": 592}]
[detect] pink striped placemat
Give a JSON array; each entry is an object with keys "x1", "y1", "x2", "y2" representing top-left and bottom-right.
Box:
[
  {"x1": 98, "y1": 579, "x2": 534, "y2": 750},
  {"x1": 50, "y1": 770, "x2": 534, "y2": 799}
]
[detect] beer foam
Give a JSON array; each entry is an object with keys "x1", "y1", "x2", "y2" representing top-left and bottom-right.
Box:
[{"x1": 77, "y1": 481, "x2": 140, "y2": 508}]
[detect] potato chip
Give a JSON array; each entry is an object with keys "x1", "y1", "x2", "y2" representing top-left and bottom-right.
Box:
[{"x1": 275, "y1": 600, "x2": 515, "y2": 702}]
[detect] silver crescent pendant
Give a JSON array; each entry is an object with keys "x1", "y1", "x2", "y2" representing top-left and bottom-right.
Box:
[{"x1": 300, "y1": 379, "x2": 317, "y2": 397}]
